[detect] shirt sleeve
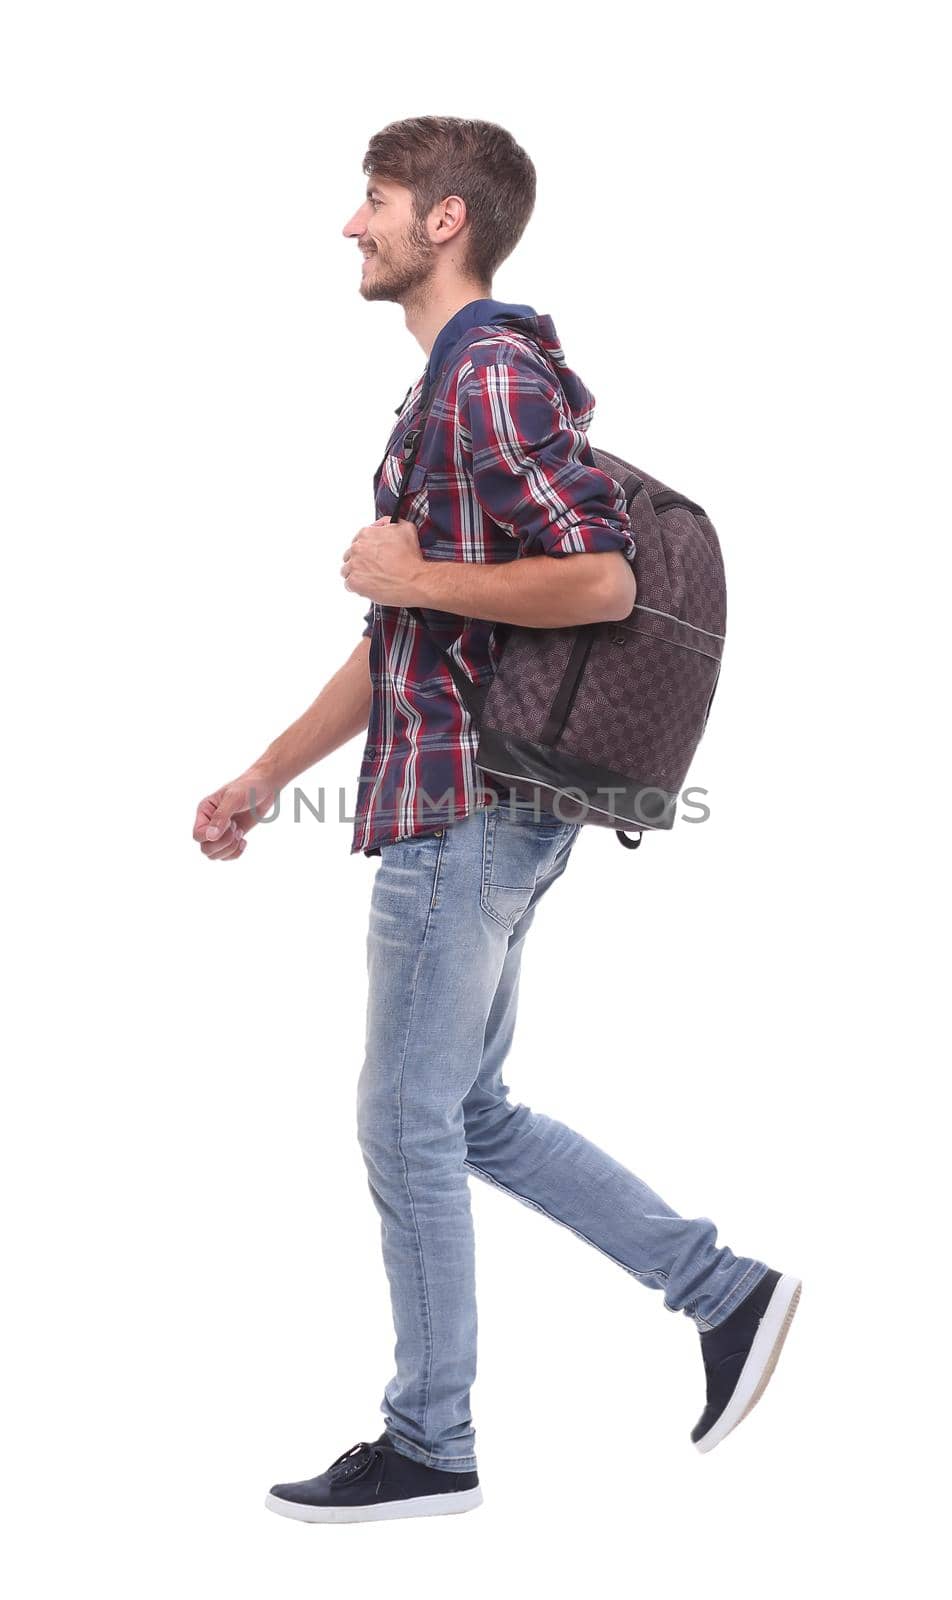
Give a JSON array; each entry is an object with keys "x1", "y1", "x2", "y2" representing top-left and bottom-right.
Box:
[
  {"x1": 461, "y1": 361, "x2": 636, "y2": 561},
  {"x1": 361, "y1": 603, "x2": 374, "y2": 638}
]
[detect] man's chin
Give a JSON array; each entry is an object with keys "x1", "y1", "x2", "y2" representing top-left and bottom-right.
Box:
[{"x1": 360, "y1": 279, "x2": 398, "y2": 304}]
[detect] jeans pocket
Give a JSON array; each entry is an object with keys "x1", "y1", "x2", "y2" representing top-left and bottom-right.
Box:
[
  {"x1": 479, "y1": 809, "x2": 562, "y2": 931},
  {"x1": 375, "y1": 828, "x2": 447, "y2": 914}
]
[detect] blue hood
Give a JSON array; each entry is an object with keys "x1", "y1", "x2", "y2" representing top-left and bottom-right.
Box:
[{"x1": 426, "y1": 300, "x2": 597, "y2": 431}]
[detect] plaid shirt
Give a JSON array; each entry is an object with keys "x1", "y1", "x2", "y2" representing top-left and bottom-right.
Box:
[{"x1": 351, "y1": 307, "x2": 636, "y2": 857}]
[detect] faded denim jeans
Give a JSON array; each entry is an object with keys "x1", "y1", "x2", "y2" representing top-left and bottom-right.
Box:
[{"x1": 357, "y1": 800, "x2": 767, "y2": 1472}]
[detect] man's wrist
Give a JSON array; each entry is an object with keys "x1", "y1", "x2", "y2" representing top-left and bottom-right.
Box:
[
  {"x1": 408, "y1": 558, "x2": 449, "y2": 611},
  {"x1": 249, "y1": 753, "x2": 285, "y2": 791}
]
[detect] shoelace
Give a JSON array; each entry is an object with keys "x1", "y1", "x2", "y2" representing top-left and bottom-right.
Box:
[{"x1": 327, "y1": 1440, "x2": 381, "y2": 1486}]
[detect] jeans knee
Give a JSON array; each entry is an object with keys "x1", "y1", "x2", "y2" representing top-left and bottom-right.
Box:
[
  {"x1": 356, "y1": 1058, "x2": 390, "y2": 1157},
  {"x1": 357, "y1": 1062, "x2": 441, "y2": 1167}
]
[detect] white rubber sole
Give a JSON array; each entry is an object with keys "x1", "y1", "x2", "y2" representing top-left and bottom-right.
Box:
[
  {"x1": 694, "y1": 1273, "x2": 802, "y2": 1454},
  {"x1": 264, "y1": 1485, "x2": 483, "y2": 1523}
]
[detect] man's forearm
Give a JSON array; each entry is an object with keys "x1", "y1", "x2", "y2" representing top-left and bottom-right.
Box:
[
  {"x1": 408, "y1": 549, "x2": 635, "y2": 628},
  {"x1": 255, "y1": 638, "x2": 372, "y2": 789}
]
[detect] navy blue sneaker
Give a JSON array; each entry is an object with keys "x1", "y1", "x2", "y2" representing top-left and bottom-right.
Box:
[
  {"x1": 265, "y1": 1433, "x2": 482, "y2": 1523},
  {"x1": 692, "y1": 1269, "x2": 801, "y2": 1453}
]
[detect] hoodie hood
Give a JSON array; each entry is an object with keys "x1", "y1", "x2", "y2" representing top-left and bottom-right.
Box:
[{"x1": 428, "y1": 302, "x2": 597, "y2": 433}]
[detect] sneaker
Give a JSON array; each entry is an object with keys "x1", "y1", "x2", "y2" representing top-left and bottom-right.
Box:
[
  {"x1": 692, "y1": 1268, "x2": 801, "y2": 1453},
  {"x1": 264, "y1": 1432, "x2": 483, "y2": 1524}
]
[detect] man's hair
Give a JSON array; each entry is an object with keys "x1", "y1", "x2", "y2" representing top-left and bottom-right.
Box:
[{"x1": 362, "y1": 116, "x2": 536, "y2": 286}]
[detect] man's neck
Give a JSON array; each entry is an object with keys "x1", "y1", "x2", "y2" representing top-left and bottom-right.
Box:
[{"x1": 405, "y1": 282, "x2": 493, "y2": 359}]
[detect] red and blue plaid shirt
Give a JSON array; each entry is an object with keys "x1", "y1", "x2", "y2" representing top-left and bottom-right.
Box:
[{"x1": 352, "y1": 304, "x2": 636, "y2": 856}]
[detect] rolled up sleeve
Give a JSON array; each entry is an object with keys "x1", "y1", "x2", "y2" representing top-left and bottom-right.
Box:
[
  {"x1": 461, "y1": 361, "x2": 636, "y2": 562},
  {"x1": 361, "y1": 603, "x2": 374, "y2": 638}
]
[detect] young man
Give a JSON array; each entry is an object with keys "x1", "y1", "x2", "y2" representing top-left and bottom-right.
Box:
[{"x1": 193, "y1": 117, "x2": 800, "y2": 1525}]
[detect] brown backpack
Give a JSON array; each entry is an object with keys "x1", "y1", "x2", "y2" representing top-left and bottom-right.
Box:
[{"x1": 396, "y1": 385, "x2": 726, "y2": 851}]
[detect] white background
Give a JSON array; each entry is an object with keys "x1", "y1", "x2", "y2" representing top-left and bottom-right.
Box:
[{"x1": 2, "y1": 2, "x2": 947, "y2": 1595}]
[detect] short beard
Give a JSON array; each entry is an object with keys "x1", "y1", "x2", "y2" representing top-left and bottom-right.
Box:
[{"x1": 360, "y1": 216, "x2": 439, "y2": 305}]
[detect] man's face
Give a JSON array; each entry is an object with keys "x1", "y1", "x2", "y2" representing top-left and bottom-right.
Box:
[{"x1": 341, "y1": 176, "x2": 437, "y2": 303}]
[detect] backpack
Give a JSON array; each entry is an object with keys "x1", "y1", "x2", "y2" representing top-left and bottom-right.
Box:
[{"x1": 391, "y1": 351, "x2": 726, "y2": 851}]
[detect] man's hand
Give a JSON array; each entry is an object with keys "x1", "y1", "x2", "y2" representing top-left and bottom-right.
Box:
[
  {"x1": 192, "y1": 766, "x2": 278, "y2": 862},
  {"x1": 341, "y1": 516, "x2": 428, "y2": 606}
]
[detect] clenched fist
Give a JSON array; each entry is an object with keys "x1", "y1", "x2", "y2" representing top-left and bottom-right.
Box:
[
  {"x1": 192, "y1": 767, "x2": 277, "y2": 862},
  {"x1": 341, "y1": 516, "x2": 428, "y2": 605}
]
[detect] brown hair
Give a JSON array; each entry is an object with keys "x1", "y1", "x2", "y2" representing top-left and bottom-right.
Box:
[{"x1": 362, "y1": 116, "x2": 536, "y2": 287}]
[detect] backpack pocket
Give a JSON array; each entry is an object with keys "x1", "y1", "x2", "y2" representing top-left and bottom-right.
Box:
[{"x1": 557, "y1": 625, "x2": 721, "y2": 795}]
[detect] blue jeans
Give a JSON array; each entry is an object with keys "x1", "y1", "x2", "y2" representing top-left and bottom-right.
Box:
[{"x1": 357, "y1": 801, "x2": 767, "y2": 1472}]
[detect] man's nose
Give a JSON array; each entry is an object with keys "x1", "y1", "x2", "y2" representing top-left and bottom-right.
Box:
[{"x1": 342, "y1": 208, "x2": 366, "y2": 239}]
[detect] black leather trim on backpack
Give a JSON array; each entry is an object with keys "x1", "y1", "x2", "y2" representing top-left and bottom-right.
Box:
[
  {"x1": 473, "y1": 724, "x2": 678, "y2": 832},
  {"x1": 539, "y1": 623, "x2": 599, "y2": 746}
]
